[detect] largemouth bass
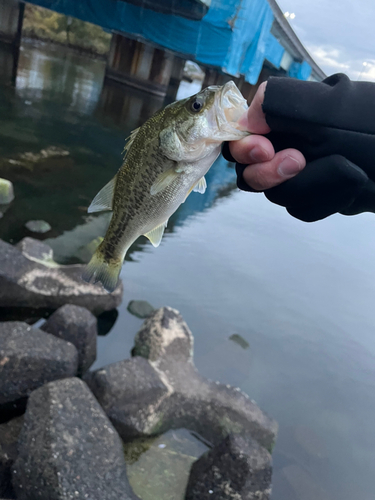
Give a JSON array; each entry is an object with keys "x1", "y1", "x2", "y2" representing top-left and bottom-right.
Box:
[{"x1": 82, "y1": 81, "x2": 249, "y2": 292}]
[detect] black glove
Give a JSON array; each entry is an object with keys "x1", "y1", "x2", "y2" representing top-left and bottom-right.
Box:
[{"x1": 223, "y1": 74, "x2": 375, "y2": 222}]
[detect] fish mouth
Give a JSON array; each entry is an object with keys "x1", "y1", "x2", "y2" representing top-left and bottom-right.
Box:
[{"x1": 215, "y1": 81, "x2": 249, "y2": 137}]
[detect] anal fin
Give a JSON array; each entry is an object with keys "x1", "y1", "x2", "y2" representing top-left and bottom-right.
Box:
[
  {"x1": 144, "y1": 220, "x2": 168, "y2": 247},
  {"x1": 193, "y1": 176, "x2": 207, "y2": 194}
]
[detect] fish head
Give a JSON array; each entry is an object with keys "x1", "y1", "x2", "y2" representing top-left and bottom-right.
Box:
[{"x1": 160, "y1": 81, "x2": 249, "y2": 162}]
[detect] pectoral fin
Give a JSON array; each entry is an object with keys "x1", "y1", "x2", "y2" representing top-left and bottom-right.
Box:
[
  {"x1": 88, "y1": 176, "x2": 117, "y2": 213},
  {"x1": 193, "y1": 176, "x2": 207, "y2": 194},
  {"x1": 150, "y1": 167, "x2": 181, "y2": 195},
  {"x1": 144, "y1": 221, "x2": 168, "y2": 247}
]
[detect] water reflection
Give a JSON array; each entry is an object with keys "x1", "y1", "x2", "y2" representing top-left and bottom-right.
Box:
[
  {"x1": 16, "y1": 42, "x2": 106, "y2": 114},
  {"x1": 0, "y1": 41, "x2": 238, "y2": 262}
]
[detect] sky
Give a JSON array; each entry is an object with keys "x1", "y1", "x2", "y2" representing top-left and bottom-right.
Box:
[{"x1": 277, "y1": 0, "x2": 375, "y2": 81}]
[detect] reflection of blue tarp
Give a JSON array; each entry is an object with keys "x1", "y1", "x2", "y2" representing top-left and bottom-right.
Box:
[{"x1": 28, "y1": 0, "x2": 311, "y2": 84}]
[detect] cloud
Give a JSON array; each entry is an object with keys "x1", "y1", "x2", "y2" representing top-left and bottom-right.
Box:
[
  {"x1": 277, "y1": 0, "x2": 375, "y2": 81},
  {"x1": 307, "y1": 45, "x2": 350, "y2": 72}
]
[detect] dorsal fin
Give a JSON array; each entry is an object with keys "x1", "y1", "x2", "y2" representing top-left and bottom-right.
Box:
[
  {"x1": 123, "y1": 127, "x2": 140, "y2": 157},
  {"x1": 87, "y1": 175, "x2": 116, "y2": 214}
]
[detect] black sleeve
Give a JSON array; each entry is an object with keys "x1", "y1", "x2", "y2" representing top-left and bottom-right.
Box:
[{"x1": 229, "y1": 73, "x2": 375, "y2": 222}]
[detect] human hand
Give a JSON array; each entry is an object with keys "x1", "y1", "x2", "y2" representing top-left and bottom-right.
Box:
[
  {"x1": 225, "y1": 82, "x2": 306, "y2": 191},
  {"x1": 223, "y1": 76, "x2": 375, "y2": 222}
]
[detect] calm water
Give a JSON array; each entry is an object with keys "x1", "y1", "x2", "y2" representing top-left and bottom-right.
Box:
[{"x1": 1, "y1": 41, "x2": 375, "y2": 500}]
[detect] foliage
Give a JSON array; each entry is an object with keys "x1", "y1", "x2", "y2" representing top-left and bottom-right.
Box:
[{"x1": 23, "y1": 4, "x2": 111, "y2": 55}]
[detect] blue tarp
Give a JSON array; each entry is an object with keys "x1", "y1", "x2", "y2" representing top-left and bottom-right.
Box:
[
  {"x1": 27, "y1": 0, "x2": 311, "y2": 84},
  {"x1": 264, "y1": 33, "x2": 285, "y2": 69},
  {"x1": 288, "y1": 60, "x2": 312, "y2": 80}
]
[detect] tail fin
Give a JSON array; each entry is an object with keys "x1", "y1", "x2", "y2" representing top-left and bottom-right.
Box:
[{"x1": 82, "y1": 249, "x2": 123, "y2": 293}]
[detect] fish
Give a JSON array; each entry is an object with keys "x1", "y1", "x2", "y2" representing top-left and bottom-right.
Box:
[{"x1": 82, "y1": 81, "x2": 249, "y2": 292}]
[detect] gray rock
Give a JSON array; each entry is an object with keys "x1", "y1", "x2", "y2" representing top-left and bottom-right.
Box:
[
  {"x1": 0, "y1": 322, "x2": 78, "y2": 405},
  {"x1": 16, "y1": 237, "x2": 54, "y2": 264},
  {"x1": 25, "y1": 220, "x2": 51, "y2": 234},
  {"x1": 12, "y1": 378, "x2": 139, "y2": 500},
  {"x1": 127, "y1": 300, "x2": 155, "y2": 319},
  {"x1": 85, "y1": 357, "x2": 169, "y2": 440},
  {"x1": 91, "y1": 307, "x2": 277, "y2": 452},
  {"x1": 0, "y1": 239, "x2": 122, "y2": 315},
  {"x1": 0, "y1": 416, "x2": 23, "y2": 499},
  {"x1": 185, "y1": 434, "x2": 272, "y2": 500},
  {"x1": 41, "y1": 304, "x2": 97, "y2": 375},
  {"x1": 0, "y1": 179, "x2": 14, "y2": 205}
]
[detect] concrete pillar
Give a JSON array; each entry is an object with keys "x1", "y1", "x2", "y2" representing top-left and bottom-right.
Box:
[
  {"x1": 164, "y1": 56, "x2": 185, "y2": 102},
  {"x1": 0, "y1": 0, "x2": 23, "y2": 44},
  {"x1": 202, "y1": 69, "x2": 233, "y2": 89},
  {"x1": 0, "y1": 0, "x2": 24, "y2": 85},
  {"x1": 105, "y1": 33, "x2": 179, "y2": 97}
]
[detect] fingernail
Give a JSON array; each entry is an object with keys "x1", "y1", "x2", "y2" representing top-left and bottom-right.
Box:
[
  {"x1": 278, "y1": 156, "x2": 303, "y2": 177},
  {"x1": 249, "y1": 146, "x2": 269, "y2": 162}
]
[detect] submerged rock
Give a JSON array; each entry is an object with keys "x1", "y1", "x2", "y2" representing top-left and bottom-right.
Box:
[
  {"x1": 229, "y1": 333, "x2": 250, "y2": 350},
  {"x1": 74, "y1": 236, "x2": 103, "y2": 263},
  {"x1": 0, "y1": 321, "x2": 78, "y2": 405},
  {"x1": 127, "y1": 300, "x2": 155, "y2": 319},
  {"x1": 0, "y1": 178, "x2": 14, "y2": 205},
  {"x1": 0, "y1": 416, "x2": 23, "y2": 499},
  {"x1": 185, "y1": 434, "x2": 272, "y2": 500},
  {"x1": 25, "y1": 219, "x2": 52, "y2": 234},
  {"x1": 0, "y1": 239, "x2": 122, "y2": 315},
  {"x1": 90, "y1": 307, "x2": 278, "y2": 452},
  {"x1": 124, "y1": 429, "x2": 209, "y2": 500},
  {"x1": 12, "y1": 378, "x2": 139, "y2": 500},
  {"x1": 41, "y1": 304, "x2": 97, "y2": 375}
]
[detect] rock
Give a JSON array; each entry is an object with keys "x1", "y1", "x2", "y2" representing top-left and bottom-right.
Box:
[
  {"x1": 12, "y1": 378, "x2": 139, "y2": 500},
  {"x1": 127, "y1": 300, "x2": 155, "y2": 319},
  {"x1": 97, "y1": 309, "x2": 119, "y2": 336},
  {"x1": 0, "y1": 321, "x2": 78, "y2": 405},
  {"x1": 16, "y1": 237, "x2": 55, "y2": 265},
  {"x1": 0, "y1": 179, "x2": 14, "y2": 205},
  {"x1": 185, "y1": 434, "x2": 272, "y2": 500},
  {"x1": 24, "y1": 220, "x2": 52, "y2": 234},
  {"x1": 91, "y1": 307, "x2": 277, "y2": 452},
  {"x1": 0, "y1": 239, "x2": 122, "y2": 315},
  {"x1": 229, "y1": 333, "x2": 250, "y2": 350},
  {"x1": 85, "y1": 357, "x2": 169, "y2": 439},
  {"x1": 41, "y1": 304, "x2": 97, "y2": 375},
  {"x1": 0, "y1": 416, "x2": 23, "y2": 499}
]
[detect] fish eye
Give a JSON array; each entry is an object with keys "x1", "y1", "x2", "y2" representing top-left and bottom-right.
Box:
[{"x1": 190, "y1": 97, "x2": 204, "y2": 113}]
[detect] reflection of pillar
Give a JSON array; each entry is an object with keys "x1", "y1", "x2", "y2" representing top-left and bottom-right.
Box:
[
  {"x1": 105, "y1": 34, "x2": 179, "y2": 97},
  {"x1": 0, "y1": 0, "x2": 25, "y2": 85}
]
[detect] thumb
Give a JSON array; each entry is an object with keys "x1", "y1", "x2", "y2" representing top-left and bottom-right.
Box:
[{"x1": 238, "y1": 82, "x2": 271, "y2": 135}]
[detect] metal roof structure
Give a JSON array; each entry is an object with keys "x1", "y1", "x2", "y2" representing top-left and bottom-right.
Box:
[{"x1": 267, "y1": 0, "x2": 326, "y2": 80}]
